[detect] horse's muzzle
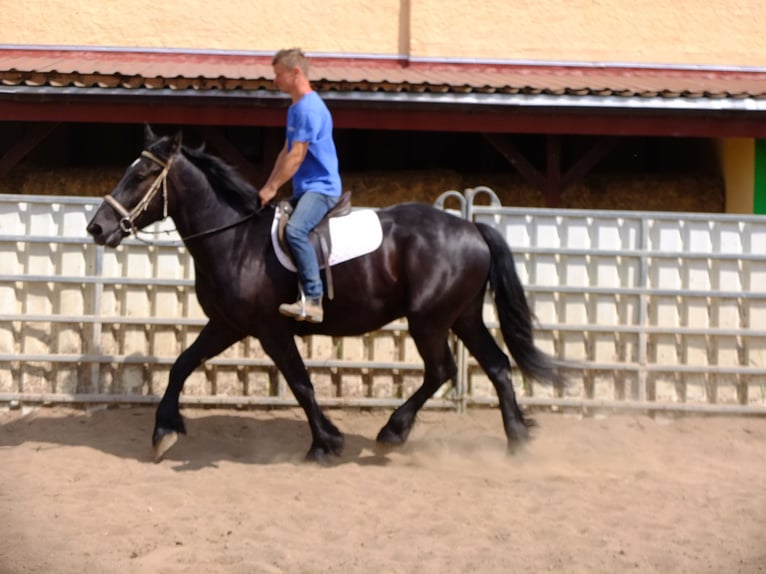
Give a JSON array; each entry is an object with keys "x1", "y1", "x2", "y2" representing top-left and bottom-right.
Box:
[{"x1": 86, "y1": 219, "x2": 128, "y2": 247}]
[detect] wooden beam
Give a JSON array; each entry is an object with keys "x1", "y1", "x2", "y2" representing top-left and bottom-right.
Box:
[
  {"x1": 200, "y1": 126, "x2": 262, "y2": 187},
  {"x1": 561, "y1": 136, "x2": 619, "y2": 189},
  {"x1": 482, "y1": 133, "x2": 545, "y2": 189},
  {"x1": 2, "y1": 100, "x2": 766, "y2": 138},
  {"x1": 484, "y1": 134, "x2": 619, "y2": 207},
  {"x1": 0, "y1": 122, "x2": 59, "y2": 177}
]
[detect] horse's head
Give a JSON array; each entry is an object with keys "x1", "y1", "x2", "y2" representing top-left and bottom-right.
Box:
[{"x1": 87, "y1": 125, "x2": 182, "y2": 247}]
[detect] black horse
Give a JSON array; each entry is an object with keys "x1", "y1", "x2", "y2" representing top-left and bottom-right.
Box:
[{"x1": 86, "y1": 127, "x2": 564, "y2": 463}]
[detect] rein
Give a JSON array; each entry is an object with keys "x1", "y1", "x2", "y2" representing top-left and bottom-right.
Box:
[
  {"x1": 103, "y1": 149, "x2": 264, "y2": 244},
  {"x1": 179, "y1": 210, "x2": 261, "y2": 242}
]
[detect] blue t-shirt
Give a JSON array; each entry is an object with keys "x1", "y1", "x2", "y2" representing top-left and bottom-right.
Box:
[{"x1": 287, "y1": 91, "x2": 342, "y2": 198}]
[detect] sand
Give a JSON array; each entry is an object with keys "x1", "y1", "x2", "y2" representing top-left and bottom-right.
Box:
[{"x1": 1, "y1": 405, "x2": 765, "y2": 574}]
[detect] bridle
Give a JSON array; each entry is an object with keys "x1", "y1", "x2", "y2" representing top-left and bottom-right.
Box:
[
  {"x1": 103, "y1": 150, "x2": 172, "y2": 236},
  {"x1": 102, "y1": 147, "x2": 265, "y2": 243}
]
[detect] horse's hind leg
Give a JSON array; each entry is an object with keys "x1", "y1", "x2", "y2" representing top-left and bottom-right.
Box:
[
  {"x1": 377, "y1": 329, "x2": 457, "y2": 448},
  {"x1": 452, "y1": 311, "x2": 532, "y2": 453},
  {"x1": 153, "y1": 320, "x2": 241, "y2": 461}
]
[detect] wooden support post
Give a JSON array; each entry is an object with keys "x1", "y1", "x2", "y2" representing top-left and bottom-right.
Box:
[
  {"x1": 482, "y1": 133, "x2": 545, "y2": 189},
  {"x1": 483, "y1": 133, "x2": 619, "y2": 208},
  {"x1": 562, "y1": 137, "x2": 620, "y2": 189}
]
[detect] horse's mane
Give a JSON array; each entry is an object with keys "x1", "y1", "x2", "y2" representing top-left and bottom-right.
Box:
[{"x1": 181, "y1": 145, "x2": 261, "y2": 213}]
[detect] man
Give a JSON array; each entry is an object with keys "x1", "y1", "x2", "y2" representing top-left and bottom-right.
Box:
[{"x1": 258, "y1": 48, "x2": 342, "y2": 323}]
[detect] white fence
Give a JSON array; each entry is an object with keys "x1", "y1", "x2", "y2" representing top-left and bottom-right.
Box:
[{"x1": 1, "y1": 191, "x2": 765, "y2": 414}]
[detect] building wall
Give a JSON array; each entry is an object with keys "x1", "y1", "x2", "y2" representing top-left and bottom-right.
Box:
[
  {"x1": 4, "y1": 2, "x2": 763, "y2": 214},
  {"x1": 4, "y1": 0, "x2": 766, "y2": 67},
  {"x1": 409, "y1": 0, "x2": 766, "y2": 66},
  {"x1": 3, "y1": 0, "x2": 404, "y2": 56}
]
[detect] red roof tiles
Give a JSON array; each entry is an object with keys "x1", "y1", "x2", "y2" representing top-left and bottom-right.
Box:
[{"x1": 2, "y1": 48, "x2": 766, "y2": 100}]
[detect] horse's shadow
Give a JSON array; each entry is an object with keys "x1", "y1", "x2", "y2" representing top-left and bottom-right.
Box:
[{"x1": 0, "y1": 406, "x2": 393, "y2": 470}]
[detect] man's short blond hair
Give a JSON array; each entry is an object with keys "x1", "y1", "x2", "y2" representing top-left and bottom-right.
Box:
[{"x1": 273, "y1": 48, "x2": 309, "y2": 77}]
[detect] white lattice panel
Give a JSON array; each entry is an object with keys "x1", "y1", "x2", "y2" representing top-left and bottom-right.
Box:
[
  {"x1": 476, "y1": 205, "x2": 766, "y2": 410},
  {"x1": 2, "y1": 193, "x2": 766, "y2": 413}
]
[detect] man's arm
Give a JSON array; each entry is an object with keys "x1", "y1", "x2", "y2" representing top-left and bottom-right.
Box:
[{"x1": 258, "y1": 140, "x2": 309, "y2": 204}]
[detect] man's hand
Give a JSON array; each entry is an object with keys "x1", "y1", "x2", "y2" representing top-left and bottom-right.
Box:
[
  {"x1": 257, "y1": 140, "x2": 309, "y2": 205},
  {"x1": 258, "y1": 185, "x2": 278, "y2": 205}
]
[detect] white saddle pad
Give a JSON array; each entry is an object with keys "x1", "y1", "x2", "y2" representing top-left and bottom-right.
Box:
[{"x1": 271, "y1": 206, "x2": 383, "y2": 271}]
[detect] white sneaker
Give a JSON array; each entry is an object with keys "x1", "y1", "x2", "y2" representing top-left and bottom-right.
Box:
[{"x1": 279, "y1": 296, "x2": 324, "y2": 323}]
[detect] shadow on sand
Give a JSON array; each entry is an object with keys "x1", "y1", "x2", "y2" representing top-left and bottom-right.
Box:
[{"x1": 0, "y1": 405, "x2": 396, "y2": 470}]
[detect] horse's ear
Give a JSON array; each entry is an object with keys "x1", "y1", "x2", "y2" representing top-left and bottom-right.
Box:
[
  {"x1": 144, "y1": 124, "x2": 158, "y2": 145},
  {"x1": 170, "y1": 131, "x2": 183, "y2": 154}
]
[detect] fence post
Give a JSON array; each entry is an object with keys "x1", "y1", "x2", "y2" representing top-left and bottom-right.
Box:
[
  {"x1": 90, "y1": 244, "x2": 104, "y2": 394},
  {"x1": 637, "y1": 218, "x2": 649, "y2": 403}
]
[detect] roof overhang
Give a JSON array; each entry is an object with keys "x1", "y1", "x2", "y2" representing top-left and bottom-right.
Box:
[{"x1": 2, "y1": 47, "x2": 766, "y2": 137}]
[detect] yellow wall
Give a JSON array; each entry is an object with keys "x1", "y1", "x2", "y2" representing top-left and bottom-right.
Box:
[
  {"x1": 4, "y1": 0, "x2": 766, "y2": 66},
  {"x1": 1, "y1": 0, "x2": 403, "y2": 55},
  {"x1": 409, "y1": 0, "x2": 766, "y2": 65},
  {"x1": 716, "y1": 139, "x2": 755, "y2": 214}
]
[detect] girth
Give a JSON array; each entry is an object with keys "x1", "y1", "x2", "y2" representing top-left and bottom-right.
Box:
[{"x1": 277, "y1": 191, "x2": 352, "y2": 300}]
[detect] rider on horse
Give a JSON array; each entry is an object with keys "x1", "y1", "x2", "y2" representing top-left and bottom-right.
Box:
[{"x1": 258, "y1": 48, "x2": 342, "y2": 323}]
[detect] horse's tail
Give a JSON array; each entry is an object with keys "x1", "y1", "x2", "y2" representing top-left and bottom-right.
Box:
[{"x1": 476, "y1": 222, "x2": 565, "y2": 388}]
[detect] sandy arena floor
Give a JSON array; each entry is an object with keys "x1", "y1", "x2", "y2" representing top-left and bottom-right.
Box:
[{"x1": 1, "y1": 405, "x2": 765, "y2": 574}]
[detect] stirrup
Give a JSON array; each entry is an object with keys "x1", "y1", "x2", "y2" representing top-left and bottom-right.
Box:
[{"x1": 279, "y1": 292, "x2": 308, "y2": 320}]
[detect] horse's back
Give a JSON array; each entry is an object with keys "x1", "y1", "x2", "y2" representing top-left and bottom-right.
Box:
[
  {"x1": 378, "y1": 202, "x2": 490, "y2": 257},
  {"x1": 377, "y1": 201, "x2": 468, "y2": 226},
  {"x1": 376, "y1": 202, "x2": 492, "y2": 308}
]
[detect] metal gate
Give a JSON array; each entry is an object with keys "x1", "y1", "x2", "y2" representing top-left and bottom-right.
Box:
[{"x1": 1, "y1": 191, "x2": 765, "y2": 414}]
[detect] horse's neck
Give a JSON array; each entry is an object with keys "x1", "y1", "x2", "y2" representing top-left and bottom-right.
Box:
[
  {"x1": 167, "y1": 170, "x2": 267, "y2": 268},
  {"x1": 169, "y1": 168, "x2": 244, "y2": 239}
]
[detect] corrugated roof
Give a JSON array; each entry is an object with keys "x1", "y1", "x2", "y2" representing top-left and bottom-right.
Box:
[{"x1": 2, "y1": 48, "x2": 766, "y2": 100}]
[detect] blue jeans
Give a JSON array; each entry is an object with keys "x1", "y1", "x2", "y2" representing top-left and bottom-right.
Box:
[{"x1": 285, "y1": 192, "x2": 339, "y2": 299}]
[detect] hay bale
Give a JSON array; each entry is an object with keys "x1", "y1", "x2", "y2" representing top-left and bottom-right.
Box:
[
  {"x1": 0, "y1": 170, "x2": 24, "y2": 196},
  {"x1": 3, "y1": 163, "x2": 725, "y2": 215},
  {"x1": 3, "y1": 165, "x2": 125, "y2": 197},
  {"x1": 462, "y1": 172, "x2": 545, "y2": 207},
  {"x1": 341, "y1": 169, "x2": 463, "y2": 207},
  {"x1": 563, "y1": 173, "x2": 725, "y2": 212}
]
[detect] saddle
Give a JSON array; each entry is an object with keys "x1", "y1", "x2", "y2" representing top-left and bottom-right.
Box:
[{"x1": 277, "y1": 191, "x2": 353, "y2": 300}]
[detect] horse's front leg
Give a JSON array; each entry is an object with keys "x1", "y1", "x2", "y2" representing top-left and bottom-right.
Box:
[
  {"x1": 259, "y1": 332, "x2": 344, "y2": 463},
  {"x1": 153, "y1": 320, "x2": 241, "y2": 461},
  {"x1": 377, "y1": 332, "x2": 456, "y2": 449}
]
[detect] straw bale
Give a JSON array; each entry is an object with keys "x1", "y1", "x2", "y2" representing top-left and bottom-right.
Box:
[
  {"x1": 342, "y1": 169, "x2": 463, "y2": 207},
  {"x1": 461, "y1": 172, "x2": 545, "y2": 207},
  {"x1": 4, "y1": 164, "x2": 725, "y2": 214},
  {"x1": 2, "y1": 165, "x2": 125, "y2": 197},
  {"x1": 562, "y1": 173, "x2": 725, "y2": 212}
]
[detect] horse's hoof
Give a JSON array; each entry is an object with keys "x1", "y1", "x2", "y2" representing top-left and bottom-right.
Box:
[
  {"x1": 372, "y1": 440, "x2": 399, "y2": 457},
  {"x1": 305, "y1": 448, "x2": 333, "y2": 466},
  {"x1": 326, "y1": 434, "x2": 345, "y2": 457},
  {"x1": 153, "y1": 429, "x2": 178, "y2": 462},
  {"x1": 506, "y1": 432, "x2": 533, "y2": 455},
  {"x1": 505, "y1": 433, "x2": 532, "y2": 456},
  {"x1": 376, "y1": 425, "x2": 409, "y2": 447}
]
